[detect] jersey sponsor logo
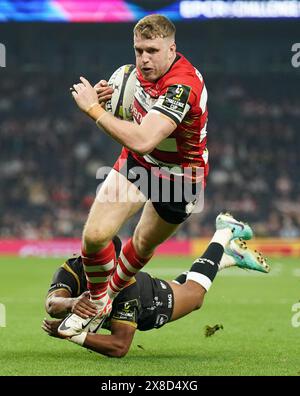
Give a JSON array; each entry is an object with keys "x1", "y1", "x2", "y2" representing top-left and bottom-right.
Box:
[
  {"x1": 161, "y1": 84, "x2": 191, "y2": 115},
  {"x1": 124, "y1": 302, "x2": 131, "y2": 311},
  {"x1": 115, "y1": 310, "x2": 135, "y2": 320},
  {"x1": 114, "y1": 299, "x2": 138, "y2": 322},
  {"x1": 132, "y1": 105, "x2": 143, "y2": 124},
  {"x1": 49, "y1": 282, "x2": 72, "y2": 294}
]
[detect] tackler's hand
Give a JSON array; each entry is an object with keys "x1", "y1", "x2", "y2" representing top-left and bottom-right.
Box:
[
  {"x1": 42, "y1": 318, "x2": 65, "y2": 339},
  {"x1": 71, "y1": 291, "x2": 98, "y2": 319}
]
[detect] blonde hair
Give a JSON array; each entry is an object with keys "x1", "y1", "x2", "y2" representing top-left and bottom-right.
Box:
[{"x1": 134, "y1": 14, "x2": 176, "y2": 40}]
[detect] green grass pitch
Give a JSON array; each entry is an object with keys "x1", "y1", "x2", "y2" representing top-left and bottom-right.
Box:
[{"x1": 0, "y1": 255, "x2": 299, "y2": 376}]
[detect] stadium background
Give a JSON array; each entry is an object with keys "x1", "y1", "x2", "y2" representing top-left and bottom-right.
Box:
[{"x1": 0, "y1": 0, "x2": 299, "y2": 377}]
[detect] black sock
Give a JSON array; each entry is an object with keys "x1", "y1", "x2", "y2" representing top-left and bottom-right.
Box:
[
  {"x1": 189, "y1": 242, "x2": 224, "y2": 284},
  {"x1": 173, "y1": 271, "x2": 188, "y2": 284}
]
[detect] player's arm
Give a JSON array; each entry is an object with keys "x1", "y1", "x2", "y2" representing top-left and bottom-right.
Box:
[
  {"x1": 97, "y1": 111, "x2": 175, "y2": 155},
  {"x1": 45, "y1": 264, "x2": 98, "y2": 319},
  {"x1": 71, "y1": 77, "x2": 177, "y2": 155},
  {"x1": 42, "y1": 319, "x2": 136, "y2": 358},
  {"x1": 46, "y1": 290, "x2": 98, "y2": 319},
  {"x1": 46, "y1": 289, "x2": 74, "y2": 319},
  {"x1": 83, "y1": 321, "x2": 136, "y2": 357}
]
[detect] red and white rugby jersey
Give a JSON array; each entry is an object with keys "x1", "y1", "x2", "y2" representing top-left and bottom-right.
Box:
[{"x1": 128, "y1": 52, "x2": 209, "y2": 179}]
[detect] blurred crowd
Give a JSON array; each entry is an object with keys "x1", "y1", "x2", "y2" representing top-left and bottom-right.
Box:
[{"x1": 1, "y1": 72, "x2": 299, "y2": 239}]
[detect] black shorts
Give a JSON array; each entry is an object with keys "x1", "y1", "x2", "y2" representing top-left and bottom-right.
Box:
[
  {"x1": 136, "y1": 272, "x2": 174, "y2": 331},
  {"x1": 114, "y1": 152, "x2": 202, "y2": 224},
  {"x1": 104, "y1": 272, "x2": 174, "y2": 331}
]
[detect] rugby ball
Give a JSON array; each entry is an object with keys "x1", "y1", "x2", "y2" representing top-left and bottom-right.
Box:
[{"x1": 105, "y1": 64, "x2": 136, "y2": 121}]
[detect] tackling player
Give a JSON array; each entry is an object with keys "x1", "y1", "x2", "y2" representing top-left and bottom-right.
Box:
[
  {"x1": 59, "y1": 15, "x2": 224, "y2": 336},
  {"x1": 44, "y1": 215, "x2": 269, "y2": 357}
]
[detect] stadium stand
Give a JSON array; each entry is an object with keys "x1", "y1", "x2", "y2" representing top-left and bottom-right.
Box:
[{"x1": 1, "y1": 21, "x2": 299, "y2": 239}]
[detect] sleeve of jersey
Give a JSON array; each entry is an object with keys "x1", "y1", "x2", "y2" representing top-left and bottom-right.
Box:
[
  {"x1": 111, "y1": 300, "x2": 138, "y2": 329},
  {"x1": 47, "y1": 267, "x2": 78, "y2": 297},
  {"x1": 151, "y1": 84, "x2": 192, "y2": 125}
]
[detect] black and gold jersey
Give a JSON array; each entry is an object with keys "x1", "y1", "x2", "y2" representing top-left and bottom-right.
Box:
[
  {"x1": 106, "y1": 271, "x2": 174, "y2": 331},
  {"x1": 47, "y1": 255, "x2": 174, "y2": 331},
  {"x1": 47, "y1": 255, "x2": 87, "y2": 297}
]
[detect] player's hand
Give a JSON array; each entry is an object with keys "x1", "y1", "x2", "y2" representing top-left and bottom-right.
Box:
[
  {"x1": 71, "y1": 76, "x2": 99, "y2": 113},
  {"x1": 71, "y1": 291, "x2": 98, "y2": 319},
  {"x1": 42, "y1": 318, "x2": 64, "y2": 338},
  {"x1": 94, "y1": 80, "x2": 114, "y2": 107}
]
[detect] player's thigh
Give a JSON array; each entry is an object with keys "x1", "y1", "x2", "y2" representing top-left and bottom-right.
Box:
[
  {"x1": 84, "y1": 169, "x2": 146, "y2": 238},
  {"x1": 133, "y1": 200, "x2": 181, "y2": 251},
  {"x1": 168, "y1": 281, "x2": 206, "y2": 321}
]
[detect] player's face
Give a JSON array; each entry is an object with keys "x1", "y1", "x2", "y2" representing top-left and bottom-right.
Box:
[{"x1": 134, "y1": 34, "x2": 176, "y2": 82}]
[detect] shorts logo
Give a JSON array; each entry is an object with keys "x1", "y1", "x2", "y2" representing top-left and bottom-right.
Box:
[
  {"x1": 155, "y1": 314, "x2": 168, "y2": 328},
  {"x1": 167, "y1": 293, "x2": 173, "y2": 309},
  {"x1": 154, "y1": 296, "x2": 163, "y2": 307},
  {"x1": 160, "y1": 281, "x2": 167, "y2": 290}
]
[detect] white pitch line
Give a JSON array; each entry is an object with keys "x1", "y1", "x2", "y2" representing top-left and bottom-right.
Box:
[{"x1": 292, "y1": 269, "x2": 300, "y2": 277}]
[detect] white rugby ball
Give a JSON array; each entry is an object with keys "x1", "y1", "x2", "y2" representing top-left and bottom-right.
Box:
[{"x1": 105, "y1": 64, "x2": 136, "y2": 121}]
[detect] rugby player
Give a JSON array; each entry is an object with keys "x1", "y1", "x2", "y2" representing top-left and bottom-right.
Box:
[
  {"x1": 44, "y1": 215, "x2": 269, "y2": 357},
  {"x1": 59, "y1": 14, "x2": 236, "y2": 336}
]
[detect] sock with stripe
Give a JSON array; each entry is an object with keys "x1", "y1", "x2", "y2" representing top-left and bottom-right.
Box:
[
  {"x1": 82, "y1": 241, "x2": 116, "y2": 302},
  {"x1": 186, "y1": 242, "x2": 224, "y2": 291},
  {"x1": 107, "y1": 238, "x2": 152, "y2": 301}
]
